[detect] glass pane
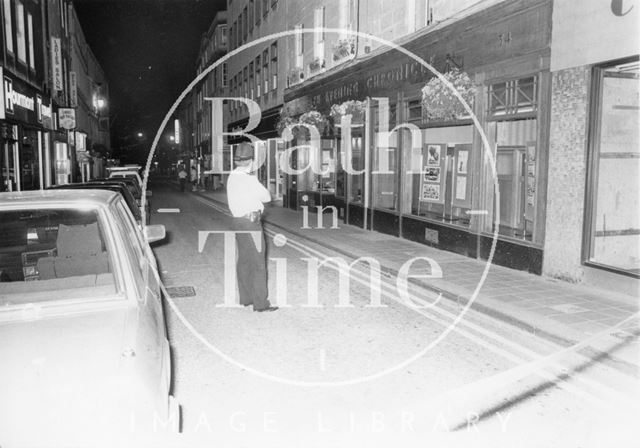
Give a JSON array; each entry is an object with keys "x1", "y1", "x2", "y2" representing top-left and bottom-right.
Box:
[
  {"x1": 0, "y1": 207, "x2": 118, "y2": 307},
  {"x1": 589, "y1": 65, "x2": 640, "y2": 274},
  {"x1": 348, "y1": 136, "x2": 364, "y2": 203}
]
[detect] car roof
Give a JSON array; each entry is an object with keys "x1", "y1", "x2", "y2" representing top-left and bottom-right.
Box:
[{"x1": 0, "y1": 189, "x2": 118, "y2": 207}]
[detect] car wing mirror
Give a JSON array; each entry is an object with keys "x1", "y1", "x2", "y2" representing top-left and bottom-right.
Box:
[{"x1": 144, "y1": 224, "x2": 166, "y2": 244}]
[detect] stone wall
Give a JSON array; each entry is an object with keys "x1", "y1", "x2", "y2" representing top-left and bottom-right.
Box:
[{"x1": 543, "y1": 66, "x2": 590, "y2": 282}]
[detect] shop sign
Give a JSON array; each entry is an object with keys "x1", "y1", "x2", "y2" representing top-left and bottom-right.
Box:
[
  {"x1": 35, "y1": 95, "x2": 53, "y2": 130},
  {"x1": 51, "y1": 37, "x2": 63, "y2": 91},
  {"x1": 308, "y1": 56, "x2": 441, "y2": 111},
  {"x1": 58, "y1": 108, "x2": 76, "y2": 130},
  {"x1": 69, "y1": 71, "x2": 77, "y2": 107},
  {"x1": 551, "y1": 0, "x2": 639, "y2": 71},
  {"x1": 3, "y1": 77, "x2": 35, "y2": 115}
]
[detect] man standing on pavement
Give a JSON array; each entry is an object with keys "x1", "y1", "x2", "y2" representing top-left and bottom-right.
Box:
[
  {"x1": 178, "y1": 166, "x2": 188, "y2": 192},
  {"x1": 190, "y1": 166, "x2": 198, "y2": 192},
  {"x1": 226, "y1": 142, "x2": 277, "y2": 312}
]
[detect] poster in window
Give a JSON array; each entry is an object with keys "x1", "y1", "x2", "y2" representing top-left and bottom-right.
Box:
[
  {"x1": 525, "y1": 141, "x2": 536, "y2": 219},
  {"x1": 423, "y1": 166, "x2": 440, "y2": 183},
  {"x1": 457, "y1": 150, "x2": 468, "y2": 174},
  {"x1": 455, "y1": 176, "x2": 467, "y2": 200},
  {"x1": 421, "y1": 183, "x2": 441, "y2": 201},
  {"x1": 452, "y1": 144, "x2": 472, "y2": 208},
  {"x1": 426, "y1": 144, "x2": 442, "y2": 166}
]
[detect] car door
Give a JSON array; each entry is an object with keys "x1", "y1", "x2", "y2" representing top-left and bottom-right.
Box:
[{"x1": 112, "y1": 200, "x2": 168, "y2": 400}]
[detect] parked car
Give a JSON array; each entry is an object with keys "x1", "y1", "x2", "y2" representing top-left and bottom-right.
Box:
[
  {"x1": 106, "y1": 165, "x2": 143, "y2": 188},
  {"x1": 0, "y1": 190, "x2": 178, "y2": 444},
  {"x1": 47, "y1": 181, "x2": 143, "y2": 226},
  {"x1": 91, "y1": 177, "x2": 150, "y2": 222}
]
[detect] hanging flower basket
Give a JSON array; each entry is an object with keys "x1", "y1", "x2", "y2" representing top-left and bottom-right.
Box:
[
  {"x1": 421, "y1": 68, "x2": 476, "y2": 122},
  {"x1": 275, "y1": 108, "x2": 329, "y2": 137},
  {"x1": 329, "y1": 100, "x2": 367, "y2": 125}
]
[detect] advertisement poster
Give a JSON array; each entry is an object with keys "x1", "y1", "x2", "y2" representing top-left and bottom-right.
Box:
[
  {"x1": 455, "y1": 176, "x2": 467, "y2": 200},
  {"x1": 452, "y1": 144, "x2": 472, "y2": 208},
  {"x1": 419, "y1": 144, "x2": 447, "y2": 204},
  {"x1": 457, "y1": 150, "x2": 468, "y2": 174},
  {"x1": 423, "y1": 166, "x2": 441, "y2": 183},
  {"x1": 421, "y1": 183, "x2": 441, "y2": 201},
  {"x1": 426, "y1": 144, "x2": 441, "y2": 166},
  {"x1": 525, "y1": 141, "x2": 537, "y2": 218}
]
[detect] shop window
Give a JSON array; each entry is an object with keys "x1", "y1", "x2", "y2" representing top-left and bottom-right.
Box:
[
  {"x1": 402, "y1": 125, "x2": 474, "y2": 226},
  {"x1": 488, "y1": 76, "x2": 537, "y2": 118},
  {"x1": 585, "y1": 59, "x2": 640, "y2": 276},
  {"x1": 485, "y1": 119, "x2": 537, "y2": 240},
  {"x1": 372, "y1": 133, "x2": 397, "y2": 211},
  {"x1": 347, "y1": 135, "x2": 364, "y2": 204},
  {"x1": 335, "y1": 138, "x2": 346, "y2": 198},
  {"x1": 3, "y1": 0, "x2": 13, "y2": 55}
]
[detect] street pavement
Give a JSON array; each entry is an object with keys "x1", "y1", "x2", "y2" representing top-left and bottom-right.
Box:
[{"x1": 147, "y1": 179, "x2": 639, "y2": 447}]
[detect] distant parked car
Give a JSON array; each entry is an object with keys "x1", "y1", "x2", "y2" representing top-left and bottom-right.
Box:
[
  {"x1": 106, "y1": 165, "x2": 143, "y2": 188},
  {"x1": 0, "y1": 189, "x2": 178, "y2": 444},
  {"x1": 91, "y1": 177, "x2": 150, "y2": 222},
  {"x1": 47, "y1": 181, "x2": 143, "y2": 226}
]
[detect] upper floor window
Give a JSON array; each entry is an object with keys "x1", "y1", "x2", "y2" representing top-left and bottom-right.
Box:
[
  {"x1": 294, "y1": 24, "x2": 304, "y2": 69},
  {"x1": 220, "y1": 25, "x2": 227, "y2": 45},
  {"x1": 16, "y1": 1, "x2": 26, "y2": 64},
  {"x1": 222, "y1": 62, "x2": 228, "y2": 87},
  {"x1": 339, "y1": 0, "x2": 354, "y2": 38},
  {"x1": 27, "y1": 12, "x2": 34, "y2": 70},
  {"x1": 254, "y1": 0, "x2": 261, "y2": 25},
  {"x1": 3, "y1": 0, "x2": 13, "y2": 54},
  {"x1": 262, "y1": 0, "x2": 269, "y2": 18},
  {"x1": 314, "y1": 7, "x2": 325, "y2": 61}
]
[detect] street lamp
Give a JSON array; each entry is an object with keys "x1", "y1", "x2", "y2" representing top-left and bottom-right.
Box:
[{"x1": 137, "y1": 132, "x2": 144, "y2": 138}]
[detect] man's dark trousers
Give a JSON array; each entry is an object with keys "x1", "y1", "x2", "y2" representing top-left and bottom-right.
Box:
[{"x1": 234, "y1": 217, "x2": 270, "y2": 310}]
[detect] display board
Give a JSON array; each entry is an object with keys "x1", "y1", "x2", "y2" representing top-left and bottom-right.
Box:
[{"x1": 419, "y1": 143, "x2": 447, "y2": 204}]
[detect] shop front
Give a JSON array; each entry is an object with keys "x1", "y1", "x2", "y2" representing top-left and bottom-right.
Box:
[
  {"x1": 280, "y1": 0, "x2": 553, "y2": 274},
  {"x1": 545, "y1": 0, "x2": 639, "y2": 295},
  {"x1": 0, "y1": 68, "x2": 54, "y2": 192}
]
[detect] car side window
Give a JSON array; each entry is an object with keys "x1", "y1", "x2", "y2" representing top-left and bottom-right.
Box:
[{"x1": 113, "y1": 201, "x2": 146, "y2": 292}]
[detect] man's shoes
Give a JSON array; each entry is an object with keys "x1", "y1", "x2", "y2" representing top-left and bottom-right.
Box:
[{"x1": 255, "y1": 306, "x2": 278, "y2": 312}]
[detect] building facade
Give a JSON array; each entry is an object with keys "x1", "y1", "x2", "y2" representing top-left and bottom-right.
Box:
[
  {"x1": 68, "y1": 5, "x2": 110, "y2": 182},
  {"x1": 544, "y1": 0, "x2": 639, "y2": 296},
  {"x1": 203, "y1": 0, "x2": 638, "y2": 295},
  {"x1": 1, "y1": 0, "x2": 110, "y2": 192}
]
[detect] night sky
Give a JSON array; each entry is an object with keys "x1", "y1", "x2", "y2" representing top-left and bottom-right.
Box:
[{"x1": 74, "y1": 0, "x2": 226, "y2": 161}]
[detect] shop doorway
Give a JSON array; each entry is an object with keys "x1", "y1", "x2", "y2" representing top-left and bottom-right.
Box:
[
  {"x1": 496, "y1": 146, "x2": 526, "y2": 236},
  {"x1": 2, "y1": 139, "x2": 19, "y2": 192}
]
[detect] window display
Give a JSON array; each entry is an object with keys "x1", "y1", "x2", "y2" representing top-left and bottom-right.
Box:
[{"x1": 402, "y1": 125, "x2": 473, "y2": 226}]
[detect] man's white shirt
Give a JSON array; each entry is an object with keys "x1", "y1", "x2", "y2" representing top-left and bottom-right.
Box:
[{"x1": 227, "y1": 166, "x2": 272, "y2": 217}]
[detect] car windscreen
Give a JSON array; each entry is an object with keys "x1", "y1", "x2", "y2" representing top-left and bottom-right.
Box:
[{"x1": 0, "y1": 208, "x2": 118, "y2": 307}]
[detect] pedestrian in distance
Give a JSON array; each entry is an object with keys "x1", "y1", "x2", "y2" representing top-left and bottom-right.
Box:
[
  {"x1": 178, "y1": 166, "x2": 188, "y2": 192},
  {"x1": 226, "y1": 142, "x2": 277, "y2": 312},
  {"x1": 190, "y1": 166, "x2": 198, "y2": 192}
]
